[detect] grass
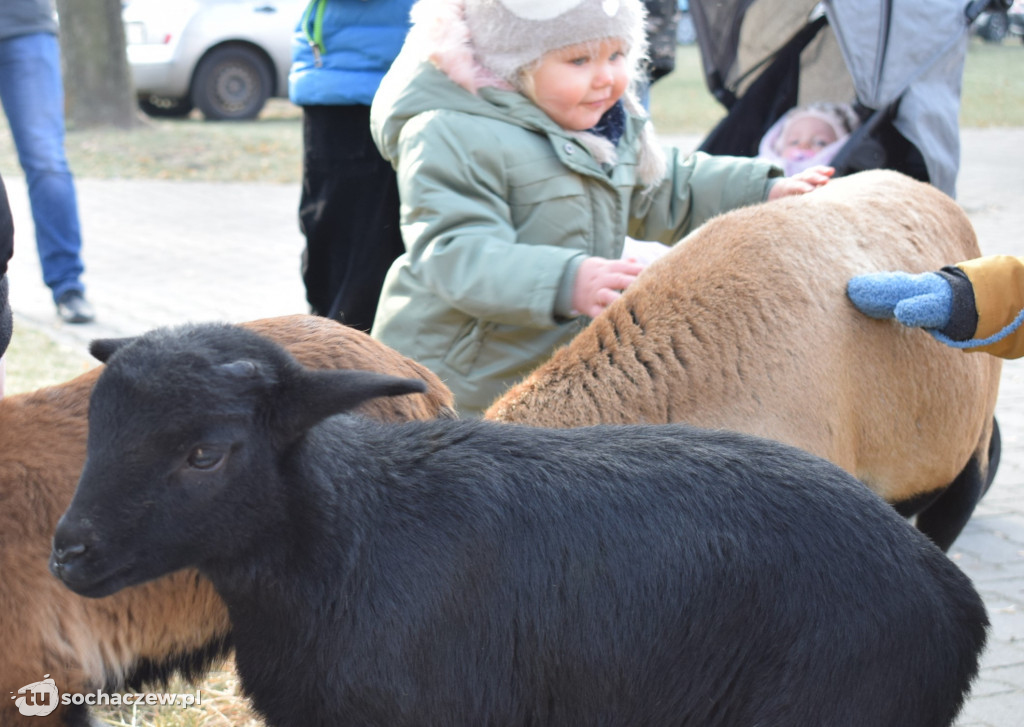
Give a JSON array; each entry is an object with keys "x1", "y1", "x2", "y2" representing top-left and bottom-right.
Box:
[
  {"x1": 2, "y1": 33, "x2": 1021, "y2": 727},
  {"x1": 4, "y1": 325, "x2": 96, "y2": 395},
  {"x1": 87, "y1": 664, "x2": 263, "y2": 727},
  {"x1": 0, "y1": 98, "x2": 303, "y2": 186},
  {"x1": 648, "y1": 44, "x2": 729, "y2": 134},
  {"x1": 959, "y1": 36, "x2": 1024, "y2": 126}
]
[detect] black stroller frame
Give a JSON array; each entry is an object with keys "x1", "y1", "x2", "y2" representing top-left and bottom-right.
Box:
[{"x1": 689, "y1": 0, "x2": 1012, "y2": 197}]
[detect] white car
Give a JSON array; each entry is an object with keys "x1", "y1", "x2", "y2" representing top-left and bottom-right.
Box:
[{"x1": 122, "y1": 0, "x2": 306, "y2": 120}]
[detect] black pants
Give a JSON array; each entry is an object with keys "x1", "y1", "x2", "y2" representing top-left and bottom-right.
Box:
[{"x1": 298, "y1": 105, "x2": 405, "y2": 332}]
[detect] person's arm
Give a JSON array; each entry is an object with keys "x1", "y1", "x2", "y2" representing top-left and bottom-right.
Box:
[
  {"x1": 628, "y1": 150, "x2": 782, "y2": 244},
  {"x1": 766, "y1": 165, "x2": 834, "y2": 199},
  {"x1": 846, "y1": 254, "x2": 1024, "y2": 359}
]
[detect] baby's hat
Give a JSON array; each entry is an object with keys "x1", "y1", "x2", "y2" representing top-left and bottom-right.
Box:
[
  {"x1": 774, "y1": 102, "x2": 860, "y2": 153},
  {"x1": 463, "y1": 0, "x2": 647, "y2": 83}
]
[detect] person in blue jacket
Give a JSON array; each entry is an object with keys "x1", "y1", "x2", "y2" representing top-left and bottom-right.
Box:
[{"x1": 289, "y1": 0, "x2": 415, "y2": 332}]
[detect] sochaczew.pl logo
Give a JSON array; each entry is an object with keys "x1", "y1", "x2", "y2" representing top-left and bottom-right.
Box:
[{"x1": 12, "y1": 675, "x2": 201, "y2": 717}]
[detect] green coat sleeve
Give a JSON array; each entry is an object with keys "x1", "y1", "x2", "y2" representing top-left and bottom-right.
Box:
[{"x1": 627, "y1": 149, "x2": 782, "y2": 244}]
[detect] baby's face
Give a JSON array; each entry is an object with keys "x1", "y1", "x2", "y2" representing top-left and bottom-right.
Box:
[{"x1": 778, "y1": 115, "x2": 838, "y2": 161}]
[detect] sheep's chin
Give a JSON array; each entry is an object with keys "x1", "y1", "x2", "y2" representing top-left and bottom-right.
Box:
[{"x1": 51, "y1": 553, "x2": 148, "y2": 600}]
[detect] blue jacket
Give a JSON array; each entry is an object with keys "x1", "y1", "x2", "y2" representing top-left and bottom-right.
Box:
[
  {"x1": 0, "y1": 0, "x2": 58, "y2": 42},
  {"x1": 288, "y1": 0, "x2": 414, "y2": 106}
]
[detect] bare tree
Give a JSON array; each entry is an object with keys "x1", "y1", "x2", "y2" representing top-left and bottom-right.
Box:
[{"x1": 55, "y1": 0, "x2": 140, "y2": 129}]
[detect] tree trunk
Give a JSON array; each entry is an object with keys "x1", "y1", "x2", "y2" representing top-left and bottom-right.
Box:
[{"x1": 54, "y1": 0, "x2": 140, "y2": 130}]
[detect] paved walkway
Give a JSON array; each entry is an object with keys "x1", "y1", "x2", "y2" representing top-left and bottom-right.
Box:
[{"x1": 5, "y1": 128, "x2": 1024, "y2": 726}]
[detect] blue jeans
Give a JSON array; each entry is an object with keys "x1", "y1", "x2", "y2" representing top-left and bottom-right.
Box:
[{"x1": 0, "y1": 32, "x2": 85, "y2": 302}]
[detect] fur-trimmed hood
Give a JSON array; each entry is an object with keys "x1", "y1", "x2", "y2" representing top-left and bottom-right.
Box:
[{"x1": 374, "y1": 0, "x2": 666, "y2": 184}]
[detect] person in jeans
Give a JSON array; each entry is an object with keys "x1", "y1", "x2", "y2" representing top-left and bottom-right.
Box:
[{"x1": 0, "y1": 0, "x2": 94, "y2": 323}]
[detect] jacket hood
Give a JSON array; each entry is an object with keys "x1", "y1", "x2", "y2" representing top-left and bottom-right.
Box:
[
  {"x1": 411, "y1": 0, "x2": 513, "y2": 95},
  {"x1": 373, "y1": 0, "x2": 666, "y2": 184},
  {"x1": 415, "y1": 0, "x2": 647, "y2": 95}
]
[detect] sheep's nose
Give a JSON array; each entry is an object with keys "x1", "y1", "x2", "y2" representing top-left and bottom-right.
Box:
[
  {"x1": 52, "y1": 542, "x2": 87, "y2": 564},
  {"x1": 49, "y1": 540, "x2": 88, "y2": 579}
]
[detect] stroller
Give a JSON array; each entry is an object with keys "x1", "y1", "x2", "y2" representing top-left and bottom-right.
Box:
[{"x1": 689, "y1": 0, "x2": 1012, "y2": 197}]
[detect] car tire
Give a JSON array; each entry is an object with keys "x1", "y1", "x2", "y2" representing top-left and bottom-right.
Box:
[
  {"x1": 190, "y1": 45, "x2": 273, "y2": 121},
  {"x1": 138, "y1": 95, "x2": 195, "y2": 118}
]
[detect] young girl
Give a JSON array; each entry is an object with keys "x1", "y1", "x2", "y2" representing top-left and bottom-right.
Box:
[{"x1": 370, "y1": 0, "x2": 832, "y2": 415}]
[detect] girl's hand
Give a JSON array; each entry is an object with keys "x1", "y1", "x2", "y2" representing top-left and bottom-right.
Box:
[
  {"x1": 768, "y1": 166, "x2": 835, "y2": 200},
  {"x1": 571, "y1": 256, "x2": 646, "y2": 318}
]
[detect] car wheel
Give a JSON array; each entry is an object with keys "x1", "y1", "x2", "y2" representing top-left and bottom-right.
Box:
[
  {"x1": 191, "y1": 45, "x2": 273, "y2": 121},
  {"x1": 138, "y1": 95, "x2": 195, "y2": 118}
]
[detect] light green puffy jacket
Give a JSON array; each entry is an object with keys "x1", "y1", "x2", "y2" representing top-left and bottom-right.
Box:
[{"x1": 370, "y1": 56, "x2": 781, "y2": 416}]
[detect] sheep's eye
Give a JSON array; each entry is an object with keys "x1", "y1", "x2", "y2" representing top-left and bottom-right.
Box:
[{"x1": 187, "y1": 446, "x2": 225, "y2": 471}]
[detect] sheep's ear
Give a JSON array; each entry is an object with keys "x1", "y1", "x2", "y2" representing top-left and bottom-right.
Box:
[
  {"x1": 90, "y1": 336, "x2": 137, "y2": 363},
  {"x1": 276, "y1": 369, "x2": 427, "y2": 440}
]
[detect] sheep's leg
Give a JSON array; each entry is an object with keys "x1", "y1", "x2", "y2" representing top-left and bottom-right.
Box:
[
  {"x1": 915, "y1": 454, "x2": 987, "y2": 552},
  {"x1": 982, "y1": 417, "x2": 1001, "y2": 499}
]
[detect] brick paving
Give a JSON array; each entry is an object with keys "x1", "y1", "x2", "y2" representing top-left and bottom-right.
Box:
[{"x1": 5, "y1": 127, "x2": 1023, "y2": 725}]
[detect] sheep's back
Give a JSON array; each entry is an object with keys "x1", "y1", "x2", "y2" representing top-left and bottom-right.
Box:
[{"x1": 487, "y1": 170, "x2": 1001, "y2": 503}]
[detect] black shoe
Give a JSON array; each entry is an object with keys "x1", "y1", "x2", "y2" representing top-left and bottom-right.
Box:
[{"x1": 56, "y1": 290, "x2": 96, "y2": 324}]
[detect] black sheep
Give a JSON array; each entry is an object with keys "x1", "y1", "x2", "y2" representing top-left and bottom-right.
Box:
[{"x1": 52, "y1": 322, "x2": 988, "y2": 727}]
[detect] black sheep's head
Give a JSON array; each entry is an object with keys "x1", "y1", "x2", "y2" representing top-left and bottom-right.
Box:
[{"x1": 50, "y1": 322, "x2": 425, "y2": 598}]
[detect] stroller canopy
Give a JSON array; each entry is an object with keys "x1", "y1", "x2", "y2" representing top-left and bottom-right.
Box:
[{"x1": 690, "y1": 0, "x2": 973, "y2": 196}]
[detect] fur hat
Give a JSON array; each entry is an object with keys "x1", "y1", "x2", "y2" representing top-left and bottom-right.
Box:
[
  {"x1": 463, "y1": 0, "x2": 647, "y2": 83},
  {"x1": 404, "y1": 0, "x2": 665, "y2": 186}
]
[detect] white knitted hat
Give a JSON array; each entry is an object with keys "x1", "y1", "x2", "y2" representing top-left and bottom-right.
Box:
[
  {"x1": 463, "y1": 0, "x2": 647, "y2": 83},
  {"x1": 773, "y1": 103, "x2": 860, "y2": 155}
]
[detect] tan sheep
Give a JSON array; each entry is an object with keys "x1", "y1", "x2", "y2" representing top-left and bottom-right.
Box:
[
  {"x1": 0, "y1": 314, "x2": 454, "y2": 727},
  {"x1": 486, "y1": 169, "x2": 1002, "y2": 551}
]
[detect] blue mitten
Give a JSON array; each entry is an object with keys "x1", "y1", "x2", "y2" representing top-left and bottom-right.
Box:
[{"x1": 846, "y1": 272, "x2": 952, "y2": 329}]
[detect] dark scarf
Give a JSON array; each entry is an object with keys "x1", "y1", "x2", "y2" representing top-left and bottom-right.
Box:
[{"x1": 588, "y1": 100, "x2": 626, "y2": 146}]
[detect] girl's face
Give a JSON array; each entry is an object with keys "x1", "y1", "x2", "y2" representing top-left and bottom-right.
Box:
[
  {"x1": 778, "y1": 115, "x2": 838, "y2": 161},
  {"x1": 525, "y1": 38, "x2": 629, "y2": 131}
]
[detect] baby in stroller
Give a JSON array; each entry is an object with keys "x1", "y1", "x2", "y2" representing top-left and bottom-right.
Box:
[{"x1": 758, "y1": 102, "x2": 860, "y2": 176}]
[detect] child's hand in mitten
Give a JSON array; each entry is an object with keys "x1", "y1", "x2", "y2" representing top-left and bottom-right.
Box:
[{"x1": 846, "y1": 271, "x2": 953, "y2": 329}]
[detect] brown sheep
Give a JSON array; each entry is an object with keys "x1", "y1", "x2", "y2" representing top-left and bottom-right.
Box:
[
  {"x1": 485, "y1": 170, "x2": 1002, "y2": 551},
  {"x1": 1, "y1": 314, "x2": 454, "y2": 727}
]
